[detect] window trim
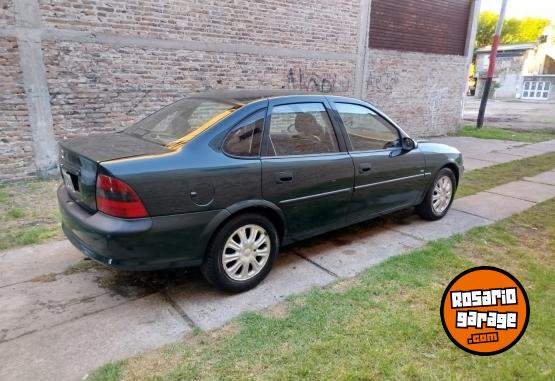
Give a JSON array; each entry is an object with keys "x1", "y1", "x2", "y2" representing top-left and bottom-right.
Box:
[
  {"x1": 221, "y1": 109, "x2": 266, "y2": 159},
  {"x1": 332, "y1": 102, "x2": 402, "y2": 153},
  {"x1": 262, "y1": 101, "x2": 342, "y2": 157},
  {"x1": 261, "y1": 151, "x2": 350, "y2": 160}
]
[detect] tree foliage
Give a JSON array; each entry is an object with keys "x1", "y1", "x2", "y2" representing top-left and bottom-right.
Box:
[{"x1": 476, "y1": 11, "x2": 551, "y2": 48}]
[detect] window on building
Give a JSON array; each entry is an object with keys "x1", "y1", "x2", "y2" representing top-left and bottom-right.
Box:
[
  {"x1": 335, "y1": 103, "x2": 400, "y2": 151},
  {"x1": 522, "y1": 81, "x2": 551, "y2": 100},
  {"x1": 267, "y1": 103, "x2": 339, "y2": 156}
]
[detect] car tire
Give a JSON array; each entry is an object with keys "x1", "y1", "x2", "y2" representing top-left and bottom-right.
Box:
[
  {"x1": 416, "y1": 167, "x2": 457, "y2": 221},
  {"x1": 201, "y1": 213, "x2": 279, "y2": 292}
]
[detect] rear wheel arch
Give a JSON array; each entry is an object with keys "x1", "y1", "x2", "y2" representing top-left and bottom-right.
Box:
[
  {"x1": 229, "y1": 206, "x2": 285, "y2": 242},
  {"x1": 202, "y1": 201, "x2": 286, "y2": 256}
]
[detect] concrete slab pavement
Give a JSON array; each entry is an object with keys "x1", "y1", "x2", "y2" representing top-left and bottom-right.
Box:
[
  {"x1": 457, "y1": 157, "x2": 499, "y2": 171},
  {"x1": 453, "y1": 192, "x2": 535, "y2": 221},
  {"x1": 429, "y1": 136, "x2": 555, "y2": 171},
  {"x1": 0, "y1": 293, "x2": 191, "y2": 381},
  {"x1": 0, "y1": 240, "x2": 82, "y2": 288},
  {"x1": 0, "y1": 271, "x2": 128, "y2": 342},
  {"x1": 291, "y1": 225, "x2": 423, "y2": 278},
  {"x1": 385, "y1": 209, "x2": 492, "y2": 241},
  {"x1": 428, "y1": 136, "x2": 525, "y2": 157},
  {"x1": 486, "y1": 180, "x2": 555, "y2": 203},
  {"x1": 524, "y1": 170, "x2": 555, "y2": 186},
  {"x1": 167, "y1": 252, "x2": 335, "y2": 331},
  {"x1": 1, "y1": 166, "x2": 555, "y2": 380}
]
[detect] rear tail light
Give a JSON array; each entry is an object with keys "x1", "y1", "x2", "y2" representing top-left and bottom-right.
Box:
[{"x1": 96, "y1": 174, "x2": 148, "y2": 218}]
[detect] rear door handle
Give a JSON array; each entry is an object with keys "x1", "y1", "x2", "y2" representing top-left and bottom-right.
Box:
[
  {"x1": 275, "y1": 171, "x2": 293, "y2": 183},
  {"x1": 359, "y1": 163, "x2": 372, "y2": 174}
]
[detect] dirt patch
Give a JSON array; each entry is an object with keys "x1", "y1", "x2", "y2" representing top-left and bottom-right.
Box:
[
  {"x1": 329, "y1": 277, "x2": 362, "y2": 294},
  {"x1": 62, "y1": 259, "x2": 103, "y2": 275},
  {"x1": 463, "y1": 97, "x2": 555, "y2": 132},
  {"x1": 30, "y1": 272, "x2": 58, "y2": 283},
  {"x1": 261, "y1": 302, "x2": 290, "y2": 319},
  {"x1": 96, "y1": 268, "x2": 194, "y2": 298}
]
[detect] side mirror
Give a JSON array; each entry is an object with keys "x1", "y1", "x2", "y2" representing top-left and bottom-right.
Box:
[{"x1": 402, "y1": 137, "x2": 417, "y2": 151}]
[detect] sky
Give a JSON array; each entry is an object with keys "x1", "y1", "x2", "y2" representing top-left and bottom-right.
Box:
[{"x1": 480, "y1": 0, "x2": 555, "y2": 22}]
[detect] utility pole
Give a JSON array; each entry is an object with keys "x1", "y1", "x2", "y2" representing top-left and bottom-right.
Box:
[{"x1": 477, "y1": 0, "x2": 508, "y2": 128}]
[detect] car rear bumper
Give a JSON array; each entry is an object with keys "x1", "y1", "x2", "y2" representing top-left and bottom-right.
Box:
[{"x1": 58, "y1": 185, "x2": 222, "y2": 270}]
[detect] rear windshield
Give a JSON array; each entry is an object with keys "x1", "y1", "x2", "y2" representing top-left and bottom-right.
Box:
[{"x1": 123, "y1": 98, "x2": 242, "y2": 146}]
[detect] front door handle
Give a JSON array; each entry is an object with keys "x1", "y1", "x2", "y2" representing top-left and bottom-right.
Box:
[
  {"x1": 275, "y1": 171, "x2": 293, "y2": 183},
  {"x1": 359, "y1": 163, "x2": 372, "y2": 174}
]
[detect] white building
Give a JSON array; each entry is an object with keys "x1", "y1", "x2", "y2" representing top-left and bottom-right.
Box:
[{"x1": 475, "y1": 26, "x2": 555, "y2": 100}]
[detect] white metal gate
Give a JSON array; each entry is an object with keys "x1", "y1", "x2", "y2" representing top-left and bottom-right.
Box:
[{"x1": 521, "y1": 81, "x2": 551, "y2": 100}]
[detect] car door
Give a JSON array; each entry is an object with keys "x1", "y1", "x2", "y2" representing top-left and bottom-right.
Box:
[
  {"x1": 261, "y1": 97, "x2": 354, "y2": 240},
  {"x1": 329, "y1": 100, "x2": 426, "y2": 224}
]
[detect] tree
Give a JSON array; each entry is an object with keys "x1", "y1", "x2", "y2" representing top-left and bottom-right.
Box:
[
  {"x1": 475, "y1": 11, "x2": 551, "y2": 48},
  {"x1": 476, "y1": 12, "x2": 497, "y2": 48},
  {"x1": 517, "y1": 17, "x2": 552, "y2": 42}
]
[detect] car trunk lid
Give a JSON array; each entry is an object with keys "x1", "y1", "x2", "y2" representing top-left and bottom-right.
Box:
[{"x1": 58, "y1": 133, "x2": 171, "y2": 211}]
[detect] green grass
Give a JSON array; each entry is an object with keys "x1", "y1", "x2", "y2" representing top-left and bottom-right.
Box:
[
  {"x1": 0, "y1": 179, "x2": 61, "y2": 251},
  {"x1": 87, "y1": 363, "x2": 122, "y2": 381},
  {"x1": 458, "y1": 126, "x2": 555, "y2": 143},
  {"x1": 0, "y1": 225, "x2": 60, "y2": 251},
  {"x1": 89, "y1": 198, "x2": 555, "y2": 381},
  {"x1": 0, "y1": 188, "x2": 8, "y2": 204},
  {"x1": 457, "y1": 151, "x2": 555, "y2": 198},
  {"x1": 5, "y1": 208, "x2": 25, "y2": 219}
]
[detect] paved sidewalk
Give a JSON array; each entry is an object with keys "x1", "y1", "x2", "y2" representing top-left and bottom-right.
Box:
[
  {"x1": 428, "y1": 136, "x2": 555, "y2": 170},
  {"x1": 1, "y1": 168, "x2": 555, "y2": 381}
]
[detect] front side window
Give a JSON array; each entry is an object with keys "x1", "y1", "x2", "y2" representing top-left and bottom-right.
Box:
[
  {"x1": 223, "y1": 110, "x2": 265, "y2": 157},
  {"x1": 267, "y1": 103, "x2": 339, "y2": 156},
  {"x1": 335, "y1": 103, "x2": 400, "y2": 151}
]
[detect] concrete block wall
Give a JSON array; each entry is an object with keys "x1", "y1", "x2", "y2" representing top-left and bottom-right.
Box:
[{"x1": 0, "y1": 0, "x2": 472, "y2": 181}]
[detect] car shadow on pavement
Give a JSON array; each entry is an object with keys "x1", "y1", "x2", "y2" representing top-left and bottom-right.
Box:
[
  {"x1": 94, "y1": 208, "x2": 416, "y2": 299},
  {"x1": 92, "y1": 266, "x2": 203, "y2": 298}
]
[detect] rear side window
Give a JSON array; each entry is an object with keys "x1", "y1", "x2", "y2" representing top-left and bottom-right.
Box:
[
  {"x1": 124, "y1": 98, "x2": 242, "y2": 147},
  {"x1": 223, "y1": 110, "x2": 265, "y2": 157},
  {"x1": 335, "y1": 103, "x2": 400, "y2": 151},
  {"x1": 267, "y1": 103, "x2": 339, "y2": 156}
]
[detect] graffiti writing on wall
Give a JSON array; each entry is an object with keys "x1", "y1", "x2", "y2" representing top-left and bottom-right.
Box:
[
  {"x1": 367, "y1": 71, "x2": 400, "y2": 92},
  {"x1": 426, "y1": 79, "x2": 450, "y2": 135},
  {"x1": 286, "y1": 67, "x2": 350, "y2": 93}
]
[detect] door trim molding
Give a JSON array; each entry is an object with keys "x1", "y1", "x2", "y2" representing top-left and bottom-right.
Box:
[
  {"x1": 354, "y1": 173, "x2": 424, "y2": 190},
  {"x1": 279, "y1": 188, "x2": 352, "y2": 205}
]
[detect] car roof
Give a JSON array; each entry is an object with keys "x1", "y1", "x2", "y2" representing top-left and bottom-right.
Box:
[{"x1": 193, "y1": 89, "x2": 329, "y2": 104}]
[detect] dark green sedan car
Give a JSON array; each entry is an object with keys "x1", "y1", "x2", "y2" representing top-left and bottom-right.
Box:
[{"x1": 58, "y1": 91, "x2": 463, "y2": 292}]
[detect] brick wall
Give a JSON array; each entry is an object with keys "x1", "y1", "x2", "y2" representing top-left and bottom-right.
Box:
[
  {"x1": 366, "y1": 49, "x2": 467, "y2": 137},
  {"x1": 0, "y1": 0, "x2": 473, "y2": 181},
  {"x1": 0, "y1": 0, "x2": 15, "y2": 25},
  {"x1": 43, "y1": 40, "x2": 355, "y2": 140},
  {"x1": 39, "y1": 0, "x2": 358, "y2": 53},
  {"x1": 0, "y1": 38, "x2": 35, "y2": 181}
]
